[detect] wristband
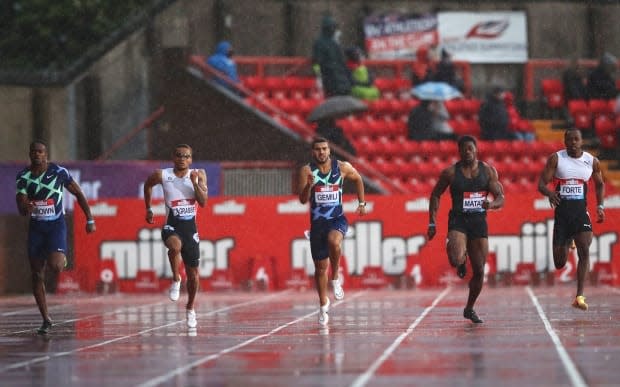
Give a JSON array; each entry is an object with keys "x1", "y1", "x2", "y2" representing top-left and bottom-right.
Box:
[
  {"x1": 87, "y1": 219, "x2": 95, "y2": 225},
  {"x1": 358, "y1": 202, "x2": 366, "y2": 207},
  {"x1": 428, "y1": 223, "x2": 436, "y2": 227},
  {"x1": 146, "y1": 207, "x2": 152, "y2": 212},
  {"x1": 597, "y1": 204, "x2": 604, "y2": 210}
]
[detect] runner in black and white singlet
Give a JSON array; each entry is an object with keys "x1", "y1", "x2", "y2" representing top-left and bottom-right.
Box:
[
  {"x1": 298, "y1": 137, "x2": 366, "y2": 327},
  {"x1": 538, "y1": 128, "x2": 605, "y2": 311},
  {"x1": 16, "y1": 141, "x2": 96, "y2": 335},
  {"x1": 144, "y1": 144, "x2": 208, "y2": 328},
  {"x1": 427, "y1": 135, "x2": 504, "y2": 323}
]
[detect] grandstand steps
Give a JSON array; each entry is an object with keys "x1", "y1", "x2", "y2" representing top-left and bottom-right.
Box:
[
  {"x1": 532, "y1": 120, "x2": 565, "y2": 142},
  {"x1": 601, "y1": 161, "x2": 620, "y2": 188}
]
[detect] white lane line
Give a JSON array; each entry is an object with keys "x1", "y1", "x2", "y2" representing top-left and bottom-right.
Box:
[
  {"x1": 525, "y1": 286, "x2": 587, "y2": 387},
  {"x1": 137, "y1": 291, "x2": 366, "y2": 387},
  {"x1": 0, "y1": 295, "x2": 107, "y2": 317},
  {"x1": 0, "y1": 292, "x2": 288, "y2": 372},
  {"x1": 4, "y1": 299, "x2": 169, "y2": 335},
  {"x1": 349, "y1": 287, "x2": 451, "y2": 387}
]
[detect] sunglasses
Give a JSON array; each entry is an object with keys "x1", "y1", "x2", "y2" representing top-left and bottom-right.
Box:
[{"x1": 175, "y1": 153, "x2": 192, "y2": 159}]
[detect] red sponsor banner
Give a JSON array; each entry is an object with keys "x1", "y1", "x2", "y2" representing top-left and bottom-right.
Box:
[{"x1": 73, "y1": 193, "x2": 620, "y2": 292}]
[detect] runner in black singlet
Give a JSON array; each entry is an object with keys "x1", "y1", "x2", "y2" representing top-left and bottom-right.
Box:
[
  {"x1": 538, "y1": 128, "x2": 605, "y2": 311},
  {"x1": 16, "y1": 141, "x2": 96, "y2": 334},
  {"x1": 427, "y1": 135, "x2": 504, "y2": 323},
  {"x1": 298, "y1": 137, "x2": 366, "y2": 327}
]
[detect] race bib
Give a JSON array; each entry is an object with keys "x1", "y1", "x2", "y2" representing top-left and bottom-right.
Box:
[
  {"x1": 462, "y1": 191, "x2": 487, "y2": 212},
  {"x1": 558, "y1": 179, "x2": 584, "y2": 200},
  {"x1": 314, "y1": 185, "x2": 340, "y2": 206},
  {"x1": 171, "y1": 199, "x2": 196, "y2": 218},
  {"x1": 31, "y1": 199, "x2": 56, "y2": 220}
]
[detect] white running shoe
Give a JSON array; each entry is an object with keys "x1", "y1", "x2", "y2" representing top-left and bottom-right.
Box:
[
  {"x1": 186, "y1": 309, "x2": 197, "y2": 328},
  {"x1": 318, "y1": 298, "x2": 330, "y2": 326},
  {"x1": 332, "y1": 279, "x2": 344, "y2": 301},
  {"x1": 169, "y1": 280, "x2": 181, "y2": 301}
]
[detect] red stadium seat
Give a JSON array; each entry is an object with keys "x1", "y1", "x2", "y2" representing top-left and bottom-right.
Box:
[
  {"x1": 541, "y1": 79, "x2": 565, "y2": 110},
  {"x1": 589, "y1": 99, "x2": 615, "y2": 118}
]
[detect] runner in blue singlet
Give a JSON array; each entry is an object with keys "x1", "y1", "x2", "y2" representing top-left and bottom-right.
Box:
[
  {"x1": 298, "y1": 137, "x2": 367, "y2": 327},
  {"x1": 16, "y1": 141, "x2": 96, "y2": 334}
]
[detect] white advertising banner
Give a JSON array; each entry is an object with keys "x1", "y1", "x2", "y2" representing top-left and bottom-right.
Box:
[{"x1": 438, "y1": 11, "x2": 528, "y2": 63}]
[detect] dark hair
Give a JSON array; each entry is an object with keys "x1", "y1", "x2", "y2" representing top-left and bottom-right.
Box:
[
  {"x1": 30, "y1": 140, "x2": 47, "y2": 150},
  {"x1": 564, "y1": 128, "x2": 582, "y2": 137},
  {"x1": 312, "y1": 136, "x2": 329, "y2": 147},
  {"x1": 458, "y1": 135, "x2": 477, "y2": 149}
]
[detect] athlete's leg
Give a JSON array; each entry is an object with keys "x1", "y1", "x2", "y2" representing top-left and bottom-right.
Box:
[
  {"x1": 314, "y1": 258, "x2": 329, "y2": 307},
  {"x1": 29, "y1": 257, "x2": 49, "y2": 322},
  {"x1": 185, "y1": 266, "x2": 199, "y2": 311},
  {"x1": 446, "y1": 230, "x2": 467, "y2": 268},
  {"x1": 573, "y1": 231, "x2": 593, "y2": 297},
  {"x1": 327, "y1": 230, "x2": 344, "y2": 282},
  {"x1": 465, "y1": 238, "x2": 488, "y2": 310},
  {"x1": 164, "y1": 235, "x2": 183, "y2": 282}
]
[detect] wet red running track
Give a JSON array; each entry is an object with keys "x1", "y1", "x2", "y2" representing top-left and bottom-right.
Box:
[{"x1": 1, "y1": 285, "x2": 619, "y2": 386}]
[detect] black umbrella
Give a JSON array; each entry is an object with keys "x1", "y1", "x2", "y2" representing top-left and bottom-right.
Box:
[{"x1": 307, "y1": 96, "x2": 368, "y2": 122}]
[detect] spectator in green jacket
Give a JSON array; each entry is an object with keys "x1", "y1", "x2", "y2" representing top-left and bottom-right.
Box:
[{"x1": 345, "y1": 46, "x2": 380, "y2": 101}]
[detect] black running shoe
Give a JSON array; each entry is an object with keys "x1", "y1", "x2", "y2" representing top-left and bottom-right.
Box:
[
  {"x1": 457, "y1": 262, "x2": 467, "y2": 279},
  {"x1": 37, "y1": 320, "x2": 53, "y2": 335},
  {"x1": 463, "y1": 308, "x2": 483, "y2": 323}
]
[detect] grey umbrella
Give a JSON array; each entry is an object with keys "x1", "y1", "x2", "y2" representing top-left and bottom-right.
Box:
[{"x1": 306, "y1": 96, "x2": 368, "y2": 122}]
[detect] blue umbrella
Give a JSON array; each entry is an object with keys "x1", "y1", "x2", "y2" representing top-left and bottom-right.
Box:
[{"x1": 411, "y1": 82, "x2": 463, "y2": 101}]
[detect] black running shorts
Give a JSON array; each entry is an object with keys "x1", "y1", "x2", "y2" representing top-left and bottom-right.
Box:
[
  {"x1": 448, "y1": 211, "x2": 488, "y2": 239},
  {"x1": 553, "y1": 209, "x2": 593, "y2": 246},
  {"x1": 161, "y1": 218, "x2": 200, "y2": 268}
]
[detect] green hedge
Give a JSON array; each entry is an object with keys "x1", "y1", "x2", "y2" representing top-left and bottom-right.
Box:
[{"x1": 0, "y1": 0, "x2": 154, "y2": 71}]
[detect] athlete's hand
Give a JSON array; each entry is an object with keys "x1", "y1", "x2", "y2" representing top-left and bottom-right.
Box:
[
  {"x1": 190, "y1": 170, "x2": 199, "y2": 185},
  {"x1": 85, "y1": 222, "x2": 96, "y2": 234},
  {"x1": 305, "y1": 172, "x2": 314, "y2": 188},
  {"x1": 356, "y1": 204, "x2": 367, "y2": 216},
  {"x1": 146, "y1": 209, "x2": 154, "y2": 224},
  {"x1": 597, "y1": 207, "x2": 605, "y2": 223},
  {"x1": 547, "y1": 191, "x2": 561, "y2": 207},
  {"x1": 427, "y1": 224, "x2": 436, "y2": 241},
  {"x1": 482, "y1": 200, "x2": 490, "y2": 210}
]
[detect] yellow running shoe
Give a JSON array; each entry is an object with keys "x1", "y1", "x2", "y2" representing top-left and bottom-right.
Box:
[{"x1": 572, "y1": 296, "x2": 588, "y2": 311}]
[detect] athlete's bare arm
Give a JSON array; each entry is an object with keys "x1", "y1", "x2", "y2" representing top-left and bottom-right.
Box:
[
  {"x1": 538, "y1": 153, "x2": 561, "y2": 207},
  {"x1": 427, "y1": 165, "x2": 455, "y2": 240},
  {"x1": 592, "y1": 157, "x2": 605, "y2": 223},
  {"x1": 16, "y1": 193, "x2": 32, "y2": 216},
  {"x1": 144, "y1": 169, "x2": 163, "y2": 224},
  {"x1": 298, "y1": 164, "x2": 313, "y2": 204},
  {"x1": 191, "y1": 169, "x2": 208, "y2": 207},
  {"x1": 338, "y1": 160, "x2": 367, "y2": 215},
  {"x1": 66, "y1": 180, "x2": 96, "y2": 233},
  {"x1": 483, "y1": 163, "x2": 504, "y2": 210}
]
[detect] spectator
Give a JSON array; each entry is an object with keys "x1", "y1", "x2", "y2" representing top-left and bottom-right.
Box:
[
  {"x1": 312, "y1": 15, "x2": 352, "y2": 97},
  {"x1": 206, "y1": 41, "x2": 242, "y2": 94},
  {"x1": 407, "y1": 100, "x2": 455, "y2": 141},
  {"x1": 434, "y1": 48, "x2": 464, "y2": 92},
  {"x1": 562, "y1": 58, "x2": 589, "y2": 101},
  {"x1": 503, "y1": 91, "x2": 535, "y2": 142},
  {"x1": 345, "y1": 46, "x2": 380, "y2": 101},
  {"x1": 479, "y1": 86, "x2": 517, "y2": 141},
  {"x1": 411, "y1": 45, "x2": 435, "y2": 86},
  {"x1": 587, "y1": 52, "x2": 618, "y2": 100},
  {"x1": 316, "y1": 118, "x2": 356, "y2": 157}
]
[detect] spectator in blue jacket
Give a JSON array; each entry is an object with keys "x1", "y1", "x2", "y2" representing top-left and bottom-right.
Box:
[{"x1": 206, "y1": 41, "x2": 241, "y2": 93}]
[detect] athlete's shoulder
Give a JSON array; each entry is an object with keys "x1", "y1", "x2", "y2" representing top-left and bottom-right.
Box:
[{"x1": 15, "y1": 166, "x2": 30, "y2": 179}]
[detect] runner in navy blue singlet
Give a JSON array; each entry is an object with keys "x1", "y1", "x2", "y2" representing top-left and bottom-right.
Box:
[
  {"x1": 298, "y1": 137, "x2": 367, "y2": 327},
  {"x1": 144, "y1": 144, "x2": 208, "y2": 328},
  {"x1": 16, "y1": 141, "x2": 96, "y2": 334},
  {"x1": 427, "y1": 135, "x2": 504, "y2": 323},
  {"x1": 538, "y1": 128, "x2": 605, "y2": 311}
]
